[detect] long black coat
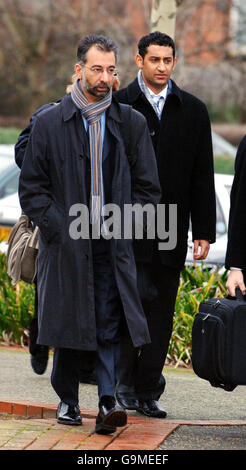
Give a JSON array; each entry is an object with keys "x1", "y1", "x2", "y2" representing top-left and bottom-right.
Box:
[
  {"x1": 115, "y1": 78, "x2": 216, "y2": 270},
  {"x1": 225, "y1": 135, "x2": 246, "y2": 269},
  {"x1": 18, "y1": 95, "x2": 161, "y2": 350}
]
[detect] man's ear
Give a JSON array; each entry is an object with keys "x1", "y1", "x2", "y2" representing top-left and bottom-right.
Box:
[
  {"x1": 172, "y1": 57, "x2": 178, "y2": 72},
  {"x1": 74, "y1": 63, "x2": 82, "y2": 80},
  {"x1": 136, "y1": 54, "x2": 144, "y2": 70}
]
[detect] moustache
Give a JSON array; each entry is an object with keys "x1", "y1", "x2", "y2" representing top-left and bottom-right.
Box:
[{"x1": 94, "y1": 82, "x2": 110, "y2": 90}]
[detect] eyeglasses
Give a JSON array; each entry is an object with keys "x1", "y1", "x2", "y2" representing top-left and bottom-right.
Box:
[{"x1": 82, "y1": 65, "x2": 117, "y2": 76}]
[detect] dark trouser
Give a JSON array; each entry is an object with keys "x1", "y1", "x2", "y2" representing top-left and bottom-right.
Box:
[
  {"x1": 30, "y1": 285, "x2": 96, "y2": 375},
  {"x1": 51, "y1": 239, "x2": 124, "y2": 406},
  {"x1": 117, "y1": 255, "x2": 180, "y2": 401},
  {"x1": 29, "y1": 283, "x2": 40, "y2": 355}
]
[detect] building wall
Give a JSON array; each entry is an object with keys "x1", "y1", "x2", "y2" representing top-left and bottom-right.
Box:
[{"x1": 175, "y1": 0, "x2": 232, "y2": 65}]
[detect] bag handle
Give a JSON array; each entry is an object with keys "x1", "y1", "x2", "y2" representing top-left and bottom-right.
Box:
[
  {"x1": 235, "y1": 286, "x2": 246, "y2": 301},
  {"x1": 28, "y1": 226, "x2": 39, "y2": 249}
]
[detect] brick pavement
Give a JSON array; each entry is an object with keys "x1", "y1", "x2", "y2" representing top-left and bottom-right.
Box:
[{"x1": 1, "y1": 399, "x2": 246, "y2": 451}]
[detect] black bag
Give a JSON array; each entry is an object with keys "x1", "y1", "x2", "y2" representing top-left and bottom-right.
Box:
[{"x1": 192, "y1": 288, "x2": 246, "y2": 391}]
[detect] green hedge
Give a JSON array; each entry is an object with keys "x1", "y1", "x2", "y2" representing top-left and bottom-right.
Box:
[
  {"x1": 0, "y1": 128, "x2": 21, "y2": 145},
  {"x1": 213, "y1": 154, "x2": 235, "y2": 175},
  {"x1": 0, "y1": 250, "x2": 228, "y2": 366}
]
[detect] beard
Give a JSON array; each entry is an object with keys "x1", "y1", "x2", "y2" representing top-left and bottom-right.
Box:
[{"x1": 81, "y1": 77, "x2": 111, "y2": 100}]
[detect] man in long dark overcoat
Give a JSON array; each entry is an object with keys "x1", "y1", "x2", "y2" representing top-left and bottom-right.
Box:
[
  {"x1": 18, "y1": 34, "x2": 161, "y2": 434},
  {"x1": 225, "y1": 135, "x2": 246, "y2": 296},
  {"x1": 114, "y1": 31, "x2": 216, "y2": 418}
]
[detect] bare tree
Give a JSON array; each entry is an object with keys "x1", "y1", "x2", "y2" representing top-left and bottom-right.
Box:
[
  {"x1": 1, "y1": 0, "x2": 246, "y2": 122},
  {"x1": 0, "y1": 0, "x2": 138, "y2": 118},
  {"x1": 150, "y1": 0, "x2": 183, "y2": 37},
  {"x1": 0, "y1": 0, "x2": 85, "y2": 115}
]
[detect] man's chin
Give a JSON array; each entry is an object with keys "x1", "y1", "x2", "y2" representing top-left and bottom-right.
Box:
[
  {"x1": 153, "y1": 80, "x2": 168, "y2": 89},
  {"x1": 91, "y1": 87, "x2": 110, "y2": 98}
]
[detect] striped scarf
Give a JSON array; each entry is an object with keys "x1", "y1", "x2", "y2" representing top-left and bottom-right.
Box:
[{"x1": 71, "y1": 79, "x2": 112, "y2": 232}]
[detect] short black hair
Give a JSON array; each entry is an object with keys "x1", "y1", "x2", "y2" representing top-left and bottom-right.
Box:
[
  {"x1": 138, "y1": 31, "x2": 175, "y2": 59},
  {"x1": 77, "y1": 34, "x2": 118, "y2": 63}
]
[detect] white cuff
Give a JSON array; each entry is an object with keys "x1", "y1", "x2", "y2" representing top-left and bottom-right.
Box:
[{"x1": 230, "y1": 267, "x2": 242, "y2": 271}]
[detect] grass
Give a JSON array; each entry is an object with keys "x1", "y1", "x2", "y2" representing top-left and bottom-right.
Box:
[
  {"x1": 214, "y1": 154, "x2": 235, "y2": 175},
  {"x1": 208, "y1": 104, "x2": 243, "y2": 123},
  {"x1": 0, "y1": 128, "x2": 21, "y2": 145}
]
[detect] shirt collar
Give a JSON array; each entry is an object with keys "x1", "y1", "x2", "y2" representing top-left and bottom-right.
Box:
[{"x1": 147, "y1": 84, "x2": 168, "y2": 100}]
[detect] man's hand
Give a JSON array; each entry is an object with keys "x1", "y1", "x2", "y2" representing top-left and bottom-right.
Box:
[
  {"x1": 226, "y1": 270, "x2": 246, "y2": 297},
  {"x1": 193, "y1": 239, "x2": 210, "y2": 260}
]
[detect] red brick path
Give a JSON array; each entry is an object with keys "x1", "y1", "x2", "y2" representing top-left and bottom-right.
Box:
[{"x1": 1, "y1": 399, "x2": 246, "y2": 450}]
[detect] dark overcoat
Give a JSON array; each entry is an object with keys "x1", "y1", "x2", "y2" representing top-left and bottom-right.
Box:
[
  {"x1": 225, "y1": 135, "x2": 246, "y2": 269},
  {"x1": 114, "y1": 78, "x2": 216, "y2": 270},
  {"x1": 18, "y1": 95, "x2": 161, "y2": 350}
]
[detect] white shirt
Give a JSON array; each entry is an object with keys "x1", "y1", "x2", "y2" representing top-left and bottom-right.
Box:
[{"x1": 147, "y1": 84, "x2": 168, "y2": 115}]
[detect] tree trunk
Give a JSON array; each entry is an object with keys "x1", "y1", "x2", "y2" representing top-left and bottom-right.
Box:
[{"x1": 151, "y1": 0, "x2": 177, "y2": 39}]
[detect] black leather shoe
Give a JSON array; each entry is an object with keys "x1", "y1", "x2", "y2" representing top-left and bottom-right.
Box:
[
  {"x1": 57, "y1": 401, "x2": 82, "y2": 426},
  {"x1": 95, "y1": 396, "x2": 127, "y2": 434},
  {"x1": 30, "y1": 346, "x2": 49, "y2": 375},
  {"x1": 137, "y1": 400, "x2": 167, "y2": 418},
  {"x1": 116, "y1": 393, "x2": 140, "y2": 411}
]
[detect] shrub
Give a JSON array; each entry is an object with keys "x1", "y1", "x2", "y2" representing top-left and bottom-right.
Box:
[
  {"x1": 0, "y1": 251, "x2": 35, "y2": 345},
  {"x1": 167, "y1": 264, "x2": 228, "y2": 367}
]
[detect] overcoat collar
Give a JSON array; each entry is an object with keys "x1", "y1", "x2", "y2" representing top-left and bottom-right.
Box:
[
  {"x1": 61, "y1": 93, "x2": 123, "y2": 123},
  {"x1": 123, "y1": 77, "x2": 183, "y2": 105}
]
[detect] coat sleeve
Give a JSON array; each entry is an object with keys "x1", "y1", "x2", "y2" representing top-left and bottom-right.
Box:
[
  {"x1": 128, "y1": 109, "x2": 161, "y2": 208},
  {"x1": 15, "y1": 104, "x2": 55, "y2": 169},
  {"x1": 225, "y1": 136, "x2": 246, "y2": 269},
  {"x1": 18, "y1": 116, "x2": 63, "y2": 244},
  {"x1": 190, "y1": 102, "x2": 216, "y2": 243},
  {"x1": 15, "y1": 120, "x2": 33, "y2": 169}
]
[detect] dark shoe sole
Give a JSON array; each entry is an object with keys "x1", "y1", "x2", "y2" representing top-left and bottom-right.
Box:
[
  {"x1": 137, "y1": 407, "x2": 167, "y2": 419},
  {"x1": 95, "y1": 424, "x2": 117, "y2": 435},
  {"x1": 57, "y1": 417, "x2": 82, "y2": 426},
  {"x1": 116, "y1": 396, "x2": 139, "y2": 411},
  {"x1": 95, "y1": 409, "x2": 127, "y2": 434}
]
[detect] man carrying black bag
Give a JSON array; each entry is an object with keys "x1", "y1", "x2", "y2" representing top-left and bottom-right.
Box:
[
  {"x1": 192, "y1": 134, "x2": 246, "y2": 391},
  {"x1": 225, "y1": 135, "x2": 246, "y2": 297}
]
